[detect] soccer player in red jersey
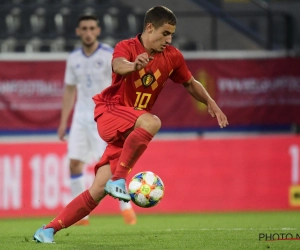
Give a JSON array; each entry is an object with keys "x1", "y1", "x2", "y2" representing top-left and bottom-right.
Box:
[{"x1": 33, "y1": 6, "x2": 229, "y2": 243}]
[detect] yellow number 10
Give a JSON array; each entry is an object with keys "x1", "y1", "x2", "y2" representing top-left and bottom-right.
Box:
[{"x1": 134, "y1": 92, "x2": 152, "y2": 109}]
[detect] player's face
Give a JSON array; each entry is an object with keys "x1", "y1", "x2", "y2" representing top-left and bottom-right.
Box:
[
  {"x1": 148, "y1": 23, "x2": 175, "y2": 52},
  {"x1": 76, "y1": 20, "x2": 100, "y2": 47}
]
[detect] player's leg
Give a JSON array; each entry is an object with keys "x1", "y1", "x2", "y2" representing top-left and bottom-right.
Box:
[
  {"x1": 68, "y1": 122, "x2": 90, "y2": 225},
  {"x1": 33, "y1": 164, "x2": 111, "y2": 243},
  {"x1": 69, "y1": 159, "x2": 85, "y2": 198},
  {"x1": 97, "y1": 108, "x2": 160, "y2": 201},
  {"x1": 89, "y1": 121, "x2": 137, "y2": 225},
  {"x1": 112, "y1": 112, "x2": 161, "y2": 181},
  {"x1": 69, "y1": 159, "x2": 90, "y2": 225},
  {"x1": 120, "y1": 200, "x2": 137, "y2": 225}
]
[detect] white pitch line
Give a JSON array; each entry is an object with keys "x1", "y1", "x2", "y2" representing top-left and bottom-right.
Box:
[{"x1": 162, "y1": 228, "x2": 298, "y2": 231}]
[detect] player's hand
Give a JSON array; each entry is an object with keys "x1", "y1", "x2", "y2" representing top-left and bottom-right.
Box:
[
  {"x1": 57, "y1": 123, "x2": 67, "y2": 141},
  {"x1": 134, "y1": 53, "x2": 153, "y2": 71},
  {"x1": 207, "y1": 101, "x2": 229, "y2": 129}
]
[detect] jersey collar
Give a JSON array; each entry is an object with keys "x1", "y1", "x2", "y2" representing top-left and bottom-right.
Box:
[
  {"x1": 81, "y1": 43, "x2": 102, "y2": 58},
  {"x1": 135, "y1": 34, "x2": 147, "y2": 52}
]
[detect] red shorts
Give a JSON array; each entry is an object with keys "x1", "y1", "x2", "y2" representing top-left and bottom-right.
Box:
[{"x1": 94, "y1": 104, "x2": 147, "y2": 174}]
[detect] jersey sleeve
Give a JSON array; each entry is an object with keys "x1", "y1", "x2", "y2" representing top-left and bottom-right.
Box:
[
  {"x1": 169, "y1": 49, "x2": 192, "y2": 84},
  {"x1": 64, "y1": 55, "x2": 76, "y2": 85},
  {"x1": 112, "y1": 40, "x2": 131, "y2": 61}
]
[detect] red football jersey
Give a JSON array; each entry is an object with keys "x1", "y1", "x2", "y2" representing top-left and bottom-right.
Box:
[{"x1": 93, "y1": 34, "x2": 192, "y2": 117}]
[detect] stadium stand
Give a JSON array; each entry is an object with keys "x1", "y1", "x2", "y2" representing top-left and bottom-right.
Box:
[{"x1": 0, "y1": 0, "x2": 299, "y2": 52}]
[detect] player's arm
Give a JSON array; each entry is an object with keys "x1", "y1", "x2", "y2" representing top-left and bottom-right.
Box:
[
  {"x1": 183, "y1": 77, "x2": 229, "y2": 128},
  {"x1": 112, "y1": 53, "x2": 153, "y2": 75},
  {"x1": 57, "y1": 85, "x2": 76, "y2": 140}
]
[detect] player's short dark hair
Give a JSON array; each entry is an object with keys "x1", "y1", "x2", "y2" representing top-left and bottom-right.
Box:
[
  {"x1": 144, "y1": 6, "x2": 177, "y2": 30},
  {"x1": 77, "y1": 14, "x2": 100, "y2": 27}
]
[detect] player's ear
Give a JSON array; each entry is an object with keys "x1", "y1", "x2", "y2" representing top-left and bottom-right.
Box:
[
  {"x1": 97, "y1": 26, "x2": 101, "y2": 36},
  {"x1": 145, "y1": 23, "x2": 153, "y2": 33}
]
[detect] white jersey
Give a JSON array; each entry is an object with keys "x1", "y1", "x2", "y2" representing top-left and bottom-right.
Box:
[
  {"x1": 65, "y1": 43, "x2": 112, "y2": 162},
  {"x1": 64, "y1": 43, "x2": 113, "y2": 124}
]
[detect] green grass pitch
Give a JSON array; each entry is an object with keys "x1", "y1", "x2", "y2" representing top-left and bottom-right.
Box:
[{"x1": 1, "y1": 211, "x2": 300, "y2": 250}]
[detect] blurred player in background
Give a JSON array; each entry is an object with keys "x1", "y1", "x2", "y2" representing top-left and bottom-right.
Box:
[
  {"x1": 57, "y1": 14, "x2": 136, "y2": 226},
  {"x1": 34, "y1": 6, "x2": 228, "y2": 243}
]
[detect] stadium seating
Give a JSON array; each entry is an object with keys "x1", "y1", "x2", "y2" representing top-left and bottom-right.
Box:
[
  {"x1": 0, "y1": 0, "x2": 151, "y2": 52},
  {"x1": 0, "y1": 0, "x2": 201, "y2": 52}
]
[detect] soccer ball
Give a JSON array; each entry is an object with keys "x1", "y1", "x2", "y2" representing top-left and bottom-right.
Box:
[{"x1": 128, "y1": 171, "x2": 164, "y2": 208}]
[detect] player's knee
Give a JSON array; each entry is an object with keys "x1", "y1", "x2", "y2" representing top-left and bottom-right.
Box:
[
  {"x1": 150, "y1": 115, "x2": 161, "y2": 132},
  {"x1": 136, "y1": 114, "x2": 161, "y2": 134}
]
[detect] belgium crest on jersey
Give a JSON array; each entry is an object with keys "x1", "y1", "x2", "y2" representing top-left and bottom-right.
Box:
[{"x1": 141, "y1": 73, "x2": 154, "y2": 87}]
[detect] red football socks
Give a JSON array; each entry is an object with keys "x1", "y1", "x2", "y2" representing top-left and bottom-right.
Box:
[
  {"x1": 112, "y1": 127, "x2": 153, "y2": 180},
  {"x1": 45, "y1": 190, "x2": 98, "y2": 233}
]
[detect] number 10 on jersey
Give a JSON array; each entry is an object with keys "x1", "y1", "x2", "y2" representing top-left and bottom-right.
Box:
[{"x1": 134, "y1": 92, "x2": 152, "y2": 109}]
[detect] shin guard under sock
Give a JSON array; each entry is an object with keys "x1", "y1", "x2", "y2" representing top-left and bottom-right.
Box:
[
  {"x1": 112, "y1": 127, "x2": 153, "y2": 180},
  {"x1": 45, "y1": 190, "x2": 98, "y2": 232}
]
